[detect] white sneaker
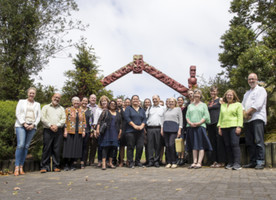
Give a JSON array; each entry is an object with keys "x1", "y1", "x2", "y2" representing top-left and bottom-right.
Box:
[
  {"x1": 171, "y1": 164, "x2": 178, "y2": 169},
  {"x1": 165, "y1": 164, "x2": 171, "y2": 168}
]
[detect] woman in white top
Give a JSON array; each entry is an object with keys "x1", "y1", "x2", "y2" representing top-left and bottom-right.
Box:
[{"x1": 14, "y1": 87, "x2": 41, "y2": 176}]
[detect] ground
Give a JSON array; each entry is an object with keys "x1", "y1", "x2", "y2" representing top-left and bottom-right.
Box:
[{"x1": 1, "y1": 165, "x2": 276, "y2": 200}]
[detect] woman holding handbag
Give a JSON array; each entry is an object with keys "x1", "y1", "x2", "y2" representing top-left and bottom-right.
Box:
[{"x1": 96, "y1": 100, "x2": 122, "y2": 170}]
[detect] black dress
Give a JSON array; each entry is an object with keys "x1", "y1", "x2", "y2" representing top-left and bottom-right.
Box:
[{"x1": 63, "y1": 113, "x2": 83, "y2": 158}]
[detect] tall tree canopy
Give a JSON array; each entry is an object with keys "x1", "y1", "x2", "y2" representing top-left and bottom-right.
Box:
[
  {"x1": 0, "y1": 0, "x2": 86, "y2": 100},
  {"x1": 62, "y1": 42, "x2": 113, "y2": 106}
]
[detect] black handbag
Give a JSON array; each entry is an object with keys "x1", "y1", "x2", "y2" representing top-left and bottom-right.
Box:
[{"x1": 99, "y1": 110, "x2": 108, "y2": 134}]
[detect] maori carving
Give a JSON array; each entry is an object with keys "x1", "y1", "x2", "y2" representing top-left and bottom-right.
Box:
[
  {"x1": 144, "y1": 63, "x2": 188, "y2": 96},
  {"x1": 101, "y1": 64, "x2": 133, "y2": 86},
  {"x1": 132, "y1": 55, "x2": 144, "y2": 74},
  {"x1": 188, "y1": 65, "x2": 198, "y2": 88},
  {"x1": 101, "y1": 55, "x2": 196, "y2": 96}
]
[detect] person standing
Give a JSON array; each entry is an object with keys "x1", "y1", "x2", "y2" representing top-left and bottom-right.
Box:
[
  {"x1": 207, "y1": 86, "x2": 226, "y2": 168},
  {"x1": 63, "y1": 97, "x2": 86, "y2": 171},
  {"x1": 97, "y1": 100, "x2": 122, "y2": 170},
  {"x1": 242, "y1": 73, "x2": 267, "y2": 170},
  {"x1": 40, "y1": 93, "x2": 65, "y2": 173},
  {"x1": 87, "y1": 94, "x2": 98, "y2": 166},
  {"x1": 218, "y1": 89, "x2": 243, "y2": 170},
  {"x1": 185, "y1": 89, "x2": 212, "y2": 169},
  {"x1": 146, "y1": 95, "x2": 165, "y2": 168},
  {"x1": 161, "y1": 97, "x2": 183, "y2": 169},
  {"x1": 14, "y1": 87, "x2": 41, "y2": 176},
  {"x1": 124, "y1": 95, "x2": 146, "y2": 168}
]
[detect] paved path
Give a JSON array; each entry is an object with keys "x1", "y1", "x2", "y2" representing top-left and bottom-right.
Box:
[{"x1": 1, "y1": 165, "x2": 276, "y2": 200}]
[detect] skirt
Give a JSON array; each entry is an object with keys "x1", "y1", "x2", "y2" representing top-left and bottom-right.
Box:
[
  {"x1": 185, "y1": 126, "x2": 213, "y2": 152},
  {"x1": 63, "y1": 133, "x2": 83, "y2": 158}
]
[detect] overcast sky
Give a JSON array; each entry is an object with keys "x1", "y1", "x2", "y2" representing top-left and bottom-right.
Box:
[{"x1": 35, "y1": 0, "x2": 232, "y2": 101}]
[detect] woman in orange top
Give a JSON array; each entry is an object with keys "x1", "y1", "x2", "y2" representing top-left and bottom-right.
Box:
[{"x1": 63, "y1": 97, "x2": 86, "y2": 171}]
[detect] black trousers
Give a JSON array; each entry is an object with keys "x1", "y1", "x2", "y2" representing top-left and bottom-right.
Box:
[
  {"x1": 164, "y1": 132, "x2": 177, "y2": 164},
  {"x1": 41, "y1": 128, "x2": 63, "y2": 170},
  {"x1": 244, "y1": 120, "x2": 265, "y2": 165},
  {"x1": 81, "y1": 132, "x2": 90, "y2": 163},
  {"x1": 126, "y1": 132, "x2": 144, "y2": 164},
  {"x1": 147, "y1": 127, "x2": 161, "y2": 164},
  {"x1": 221, "y1": 127, "x2": 241, "y2": 165},
  {"x1": 207, "y1": 123, "x2": 226, "y2": 163}
]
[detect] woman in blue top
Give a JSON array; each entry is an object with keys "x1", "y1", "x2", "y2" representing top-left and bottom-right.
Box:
[
  {"x1": 124, "y1": 95, "x2": 146, "y2": 168},
  {"x1": 97, "y1": 100, "x2": 122, "y2": 170}
]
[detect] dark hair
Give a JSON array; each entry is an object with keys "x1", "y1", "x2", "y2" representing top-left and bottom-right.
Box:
[
  {"x1": 131, "y1": 95, "x2": 139, "y2": 101},
  {"x1": 81, "y1": 97, "x2": 88, "y2": 101},
  {"x1": 210, "y1": 85, "x2": 218, "y2": 92},
  {"x1": 222, "y1": 89, "x2": 240, "y2": 103},
  {"x1": 177, "y1": 96, "x2": 185, "y2": 101},
  {"x1": 108, "y1": 100, "x2": 117, "y2": 110},
  {"x1": 143, "y1": 98, "x2": 152, "y2": 110}
]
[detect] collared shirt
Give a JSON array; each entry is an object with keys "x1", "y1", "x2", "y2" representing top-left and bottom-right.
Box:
[
  {"x1": 124, "y1": 106, "x2": 146, "y2": 133},
  {"x1": 242, "y1": 85, "x2": 267, "y2": 124},
  {"x1": 146, "y1": 105, "x2": 166, "y2": 126},
  {"x1": 41, "y1": 103, "x2": 66, "y2": 128},
  {"x1": 87, "y1": 103, "x2": 98, "y2": 115}
]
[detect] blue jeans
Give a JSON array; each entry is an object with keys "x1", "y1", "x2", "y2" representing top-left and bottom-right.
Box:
[{"x1": 15, "y1": 127, "x2": 36, "y2": 166}]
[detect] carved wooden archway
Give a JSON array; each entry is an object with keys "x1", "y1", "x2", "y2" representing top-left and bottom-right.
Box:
[{"x1": 101, "y1": 55, "x2": 197, "y2": 96}]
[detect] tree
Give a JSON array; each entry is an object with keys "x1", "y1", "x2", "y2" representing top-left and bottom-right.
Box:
[
  {"x1": 219, "y1": 0, "x2": 276, "y2": 131},
  {"x1": 62, "y1": 42, "x2": 113, "y2": 106},
  {"x1": 0, "y1": 0, "x2": 86, "y2": 100}
]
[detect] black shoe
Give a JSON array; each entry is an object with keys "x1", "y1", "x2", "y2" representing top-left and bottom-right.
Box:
[
  {"x1": 232, "y1": 163, "x2": 242, "y2": 170},
  {"x1": 129, "y1": 162, "x2": 135, "y2": 169},
  {"x1": 64, "y1": 165, "x2": 70, "y2": 171},
  {"x1": 243, "y1": 163, "x2": 256, "y2": 168},
  {"x1": 225, "y1": 163, "x2": 233, "y2": 170},
  {"x1": 176, "y1": 159, "x2": 181, "y2": 165},
  {"x1": 146, "y1": 162, "x2": 154, "y2": 167},
  {"x1": 135, "y1": 162, "x2": 144, "y2": 168},
  {"x1": 255, "y1": 165, "x2": 264, "y2": 170},
  {"x1": 179, "y1": 159, "x2": 185, "y2": 166},
  {"x1": 154, "y1": 162, "x2": 160, "y2": 168}
]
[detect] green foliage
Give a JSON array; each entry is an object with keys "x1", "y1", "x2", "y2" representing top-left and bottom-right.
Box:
[
  {"x1": 62, "y1": 42, "x2": 113, "y2": 106},
  {"x1": 0, "y1": 0, "x2": 86, "y2": 100},
  {"x1": 219, "y1": 0, "x2": 276, "y2": 131},
  {"x1": 0, "y1": 100, "x2": 44, "y2": 160},
  {"x1": 35, "y1": 83, "x2": 57, "y2": 104}
]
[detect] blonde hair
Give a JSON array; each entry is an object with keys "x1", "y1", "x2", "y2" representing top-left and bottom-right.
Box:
[
  {"x1": 168, "y1": 97, "x2": 178, "y2": 107},
  {"x1": 222, "y1": 89, "x2": 240, "y2": 103},
  {"x1": 27, "y1": 87, "x2": 36, "y2": 93},
  {"x1": 98, "y1": 95, "x2": 110, "y2": 109}
]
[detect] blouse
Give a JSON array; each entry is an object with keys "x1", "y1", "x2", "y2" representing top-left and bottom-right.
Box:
[
  {"x1": 186, "y1": 102, "x2": 210, "y2": 128},
  {"x1": 217, "y1": 102, "x2": 243, "y2": 128},
  {"x1": 65, "y1": 107, "x2": 86, "y2": 134}
]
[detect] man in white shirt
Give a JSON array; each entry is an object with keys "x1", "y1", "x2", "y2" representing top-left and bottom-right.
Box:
[
  {"x1": 242, "y1": 73, "x2": 267, "y2": 170},
  {"x1": 146, "y1": 95, "x2": 166, "y2": 167}
]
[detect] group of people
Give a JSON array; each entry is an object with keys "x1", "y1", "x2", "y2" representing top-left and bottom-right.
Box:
[{"x1": 13, "y1": 73, "x2": 267, "y2": 176}]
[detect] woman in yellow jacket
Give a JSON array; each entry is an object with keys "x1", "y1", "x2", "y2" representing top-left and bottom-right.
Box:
[{"x1": 217, "y1": 89, "x2": 243, "y2": 170}]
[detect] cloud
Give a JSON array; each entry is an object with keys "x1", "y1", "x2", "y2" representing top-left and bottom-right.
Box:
[{"x1": 36, "y1": 0, "x2": 232, "y2": 100}]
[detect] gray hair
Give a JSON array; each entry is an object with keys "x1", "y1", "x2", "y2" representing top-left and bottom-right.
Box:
[
  {"x1": 193, "y1": 89, "x2": 202, "y2": 97},
  {"x1": 71, "y1": 96, "x2": 80, "y2": 103}
]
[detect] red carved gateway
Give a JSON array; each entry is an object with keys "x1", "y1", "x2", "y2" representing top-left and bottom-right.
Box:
[{"x1": 101, "y1": 55, "x2": 197, "y2": 96}]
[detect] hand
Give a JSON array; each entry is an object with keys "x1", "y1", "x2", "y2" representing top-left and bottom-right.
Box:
[
  {"x1": 96, "y1": 130, "x2": 100, "y2": 138},
  {"x1": 50, "y1": 125, "x2": 58, "y2": 132},
  {"x1": 90, "y1": 131, "x2": 94, "y2": 138},
  {"x1": 82, "y1": 132, "x2": 85, "y2": 138},
  {"x1": 118, "y1": 133, "x2": 121, "y2": 140},
  {"x1": 133, "y1": 124, "x2": 139, "y2": 130},
  {"x1": 190, "y1": 123, "x2": 197, "y2": 128},
  {"x1": 177, "y1": 131, "x2": 181, "y2": 138},
  {"x1": 161, "y1": 129, "x2": 163, "y2": 136},
  {"x1": 64, "y1": 132, "x2": 68, "y2": 138},
  {"x1": 235, "y1": 127, "x2": 241, "y2": 136},
  {"x1": 218, "y1": 127, "x2": 222, "y2": 136},
  {"x1": 27, "y1": 124, "x2": 34, "y2": 130}
]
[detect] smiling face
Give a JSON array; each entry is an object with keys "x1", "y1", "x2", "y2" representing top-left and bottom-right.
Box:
[
  {"x1": 177, "y1": 97, "x2": 184, "y2": 107},
  {"x1": 89, "y1": 94, "x2": 97, "y2": 105},
  {"x1": 101, "y1": 100, "x2": 108, "y2": 109},
  {"x1": 27, "y1": 89, "x2": 36, "y2": 102},
  {"x1": 52, "y1": 93, "x2": 61, "y2": 106},
  {"x1": 193, "y1": 92, "x2": 201, "y2": 103},
  {"x1": 226, "y1": 91, "x2": 234, "y2": 103},
  {"x1": 116, "y1": 98, "x2": 123, "y2": 107},
  {"x1": 152, "y1": 95, "x2": 160, "y2": 106},
  {"x1": 168, "y1": 98, "x2": 176, "y2": 108},
  {"x1": 210, "y1": 88, "x2": 218, "y2": 99},
  {"x1": 131, "y1": 96, "x2": 140, "y2": 106},
  {"x1": 144, "y1": 99, "x2": 151, "y2": 108},
  {"x1": 248, "y1": 73, "x2": 258, "y2": 89},
  {"x1": 72, "y1": 99, "x2": 80, "y2": 108},
  {"x1": 81, "y1": 97, "x2": 88, "y2": 108},
  {"x1": 188, "y1": 90, "x2": 194, "y2": 101},
  {"x1": 124, "y1": 99, "x2": 131, "y2": 107}
]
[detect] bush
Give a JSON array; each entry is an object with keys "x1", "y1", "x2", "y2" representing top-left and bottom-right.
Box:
[{"x1": 0, "y1": 100, "x2": 43, "y2": 160}]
